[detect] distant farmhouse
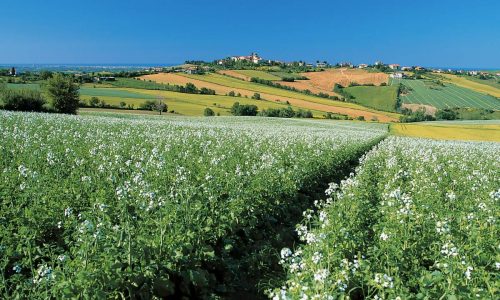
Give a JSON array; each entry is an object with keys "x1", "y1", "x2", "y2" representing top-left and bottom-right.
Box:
[
  {"x1": 94, "y1": 76, "x2": 116, "y2": 82},
  {"x1": 316, "y1": 61, "x2": 328, "y2": 68},
  {"x1": 401, "y1": 66, "x2": 412, "y2": 71},
  {"x1": 390, "y1": 72, "x2": 404, "y2": 79},
  {"x1": 339, "y1": 62, "x2": 353, "y2": 68},
  {"x1": 388, "y1": 64, "x2": 400, "y2": 70},
  {"x1": 358, "y1": 64, "x2": 368, "y2": 69},
  {"x1": 184, "y1": 66, "x2": 199, "y2": 74}
]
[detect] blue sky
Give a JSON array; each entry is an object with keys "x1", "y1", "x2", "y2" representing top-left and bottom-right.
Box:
[{"x1": 1, "y1": 0, "x2": 499, "y2": 67}]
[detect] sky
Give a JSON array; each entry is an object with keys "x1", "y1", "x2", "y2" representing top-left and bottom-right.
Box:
[{"x1": 1, "y1": 0, "x2": 499, "y2": 68}]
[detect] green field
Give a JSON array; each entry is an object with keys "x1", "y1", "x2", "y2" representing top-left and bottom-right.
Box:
[
  {"x1": 81, "y1": 88, "x2": 325, "y2": 116},
  {"x1": 393, "y1": 78, "x2": 500, "y2": 110},
  {"x1": 233, "y1": 70, "x2": 281, "y2": 81},
  {"x1": 80, "y1": 87, "x2": 157, "y2": 99},
  {"x1": 0, "y1": 111, "x2": 386, "y2": 298},
  {"x1": 6, "y1": 83, "x2": 41, "y2": 90},
  {"x1": 344, "y1": 85, "x2": 399, "y2": 112}
]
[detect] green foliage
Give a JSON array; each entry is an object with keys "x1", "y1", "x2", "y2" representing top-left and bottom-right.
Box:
[
  {"x1": 230, "y1": 102, "x2": 258, "y2": 116},
  {"x1": 47, "y1": 74, "x2": 80, "y2": 114},
  {"x1": 399, "y1": 108, "x2": 436, "y2": 123},
  {"x1": 258, "y1": 106, "x2": 313, "y2": 118},
  {"x1": 1, "y1": 88, "x2": 46, "y2": 112},
  {"x1": 0, "y1": 112, "x2": 387, "y2": 298},
  {"x1": 435, "y1": 108, "x2": 458, "y2": 120},
  {"x1": 251, "y1": 93, "x2": 261, "y2": 100},
  {"x1": 203, "y1": 107, "x2": 215, "y2": 116},
  {"x1": 274, "y1": 137, "x2": 499, "y2": 299}
]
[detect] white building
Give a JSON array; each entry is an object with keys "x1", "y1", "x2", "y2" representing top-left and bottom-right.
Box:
[
  {"x1": 390, "y1": 72, "x2": 404, "y2": 79},
  {"x1": 388, "y1": 64, "x2": 400, "y2": 70}
]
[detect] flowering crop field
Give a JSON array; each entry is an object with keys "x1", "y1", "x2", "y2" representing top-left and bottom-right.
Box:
[
  {"x1": 0, "y1": 111, "x2": 386, "y2": 298},
  {"x1": 274, "y1": 137, "x2": 499, "y2": 299}
]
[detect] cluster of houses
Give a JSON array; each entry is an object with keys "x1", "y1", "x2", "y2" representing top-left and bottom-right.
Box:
[
  {"x1": 433, "y1": 69, "x2": 499, "y2": 77},
  {"x1": 217, "y1": 53, "x2": 263, "y2": 65}
]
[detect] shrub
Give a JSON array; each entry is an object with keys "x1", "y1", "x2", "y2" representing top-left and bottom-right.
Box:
[
  {"x1": 1, "y1": 88, "x2": 46, "y2": 112},
  {"x1": 203, "y1": 107, "x2": 215, "y2": 116},
  {"x1": 251, "y1": 93, "x2": 261, "y2": 100},
  {"x1": 435, "y1": 108, "x2": 458, "y2": 120},
  {"x1": 230, "y1": 102, "x2": 258, "y2": 116},
  {"x1": 89, "y1": 97, "x2": 100, "y2": 107},
  {"x1": 139, "y1": 100, "x2": 157, "y2": 111}
]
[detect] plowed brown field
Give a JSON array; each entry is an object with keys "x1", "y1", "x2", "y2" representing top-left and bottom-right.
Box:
[{"x1": 277, "y1": 68, "x2": 389, "y2": 94}]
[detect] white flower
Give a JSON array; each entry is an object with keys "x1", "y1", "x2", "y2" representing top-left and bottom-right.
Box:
[
  {"x1": 13, "y1": 264, "x2": 22, "y2": 273},
  {"x1": 465, "y1": 266, "x2": 473, "y2": 280},
  {"x1": 312, "y1": 252, "x2": 322, "y2": 264},
  {"x1": 380, "y1": 232, "x2": 389, "y2": 241},
  {"x1": 313, "y1": 268, "x2": 329, "y2": 282},
  {"x1": 64, "y1": 207, "x2": 73, "y2": 217},
  {"x1": 281, "y1": 248, "x2": 292, "y2": 259},
  {"x1": 446, "y1": 191, "x2": 456, "y2": 201}
]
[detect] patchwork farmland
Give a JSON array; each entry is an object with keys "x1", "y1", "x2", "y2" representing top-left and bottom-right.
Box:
[
  {"x1": 393, "y1": 78, "x2": 500, "y2": 110},
  {"x1": 142, "y1": 72, "x2": 400, "y2": 121}
]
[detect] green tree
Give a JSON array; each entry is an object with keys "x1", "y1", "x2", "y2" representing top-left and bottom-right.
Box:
[
  {"x1": 39, "y1": 71, "x2": 53, "y2": 80},
  {"x1": 89, "y1": 97, "x2": 100, "y2": 107},
  {"x1": 47, "y1": 73, "x2": 80, "y2": 114},
  {"x1": 203, "y1": 107, "x2": 215, "y2": 116},
  {"x1": 251, "y1": 93, "x2": 261, "y2": 100}
]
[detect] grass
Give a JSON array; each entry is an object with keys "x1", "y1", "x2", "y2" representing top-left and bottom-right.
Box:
[
  {"x1": 438, "y1": 73, "x2": 500, "y2": 97},
  {"x1": 396, "y1": 79, "x2": 500, "y2": 110},
  {"x1": 6, "y1": 83, "x2": 41, "y2": 90},
  {"x1": 390, "y1": 120, "x2": 500, "y2": 141},
  {"x1": 233, "y1": 70, "x2": 281, "y2": 81},
  {"x1": 344, "y1": 85, "x2": 399, "y2": 112},
  {"x1": 80, "y1": 87, "x2": 157, "y2": 99},
  {"x1": 107, "y1": 78, "x2": 179, "y2": 90}
]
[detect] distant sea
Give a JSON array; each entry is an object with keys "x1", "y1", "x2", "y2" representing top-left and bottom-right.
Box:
[
  {"x1": 0, "y1": 63, "x2": 178, "y2": 73},
  {"x1": 429, "y1": 67, "x2": 500, "y2": 71}
]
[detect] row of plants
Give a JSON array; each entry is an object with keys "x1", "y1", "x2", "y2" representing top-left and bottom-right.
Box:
[
  {"x1": 0, "y1": 112, "x2": 387, "y2": 298},
  {"x1": 272, "y1": 137, "x2": 499, "y2": 299}
]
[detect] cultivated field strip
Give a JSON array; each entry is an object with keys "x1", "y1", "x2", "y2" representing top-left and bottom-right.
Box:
[
  {"x1": 0, "y1": 111, "x2": 386, "y2": 298},
  {"x1": 399, "y1": 79, "x2": 500, "y2": 110},
  {"x1": 273, "y1": 137, "x2": 500, "y2": 299}
]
